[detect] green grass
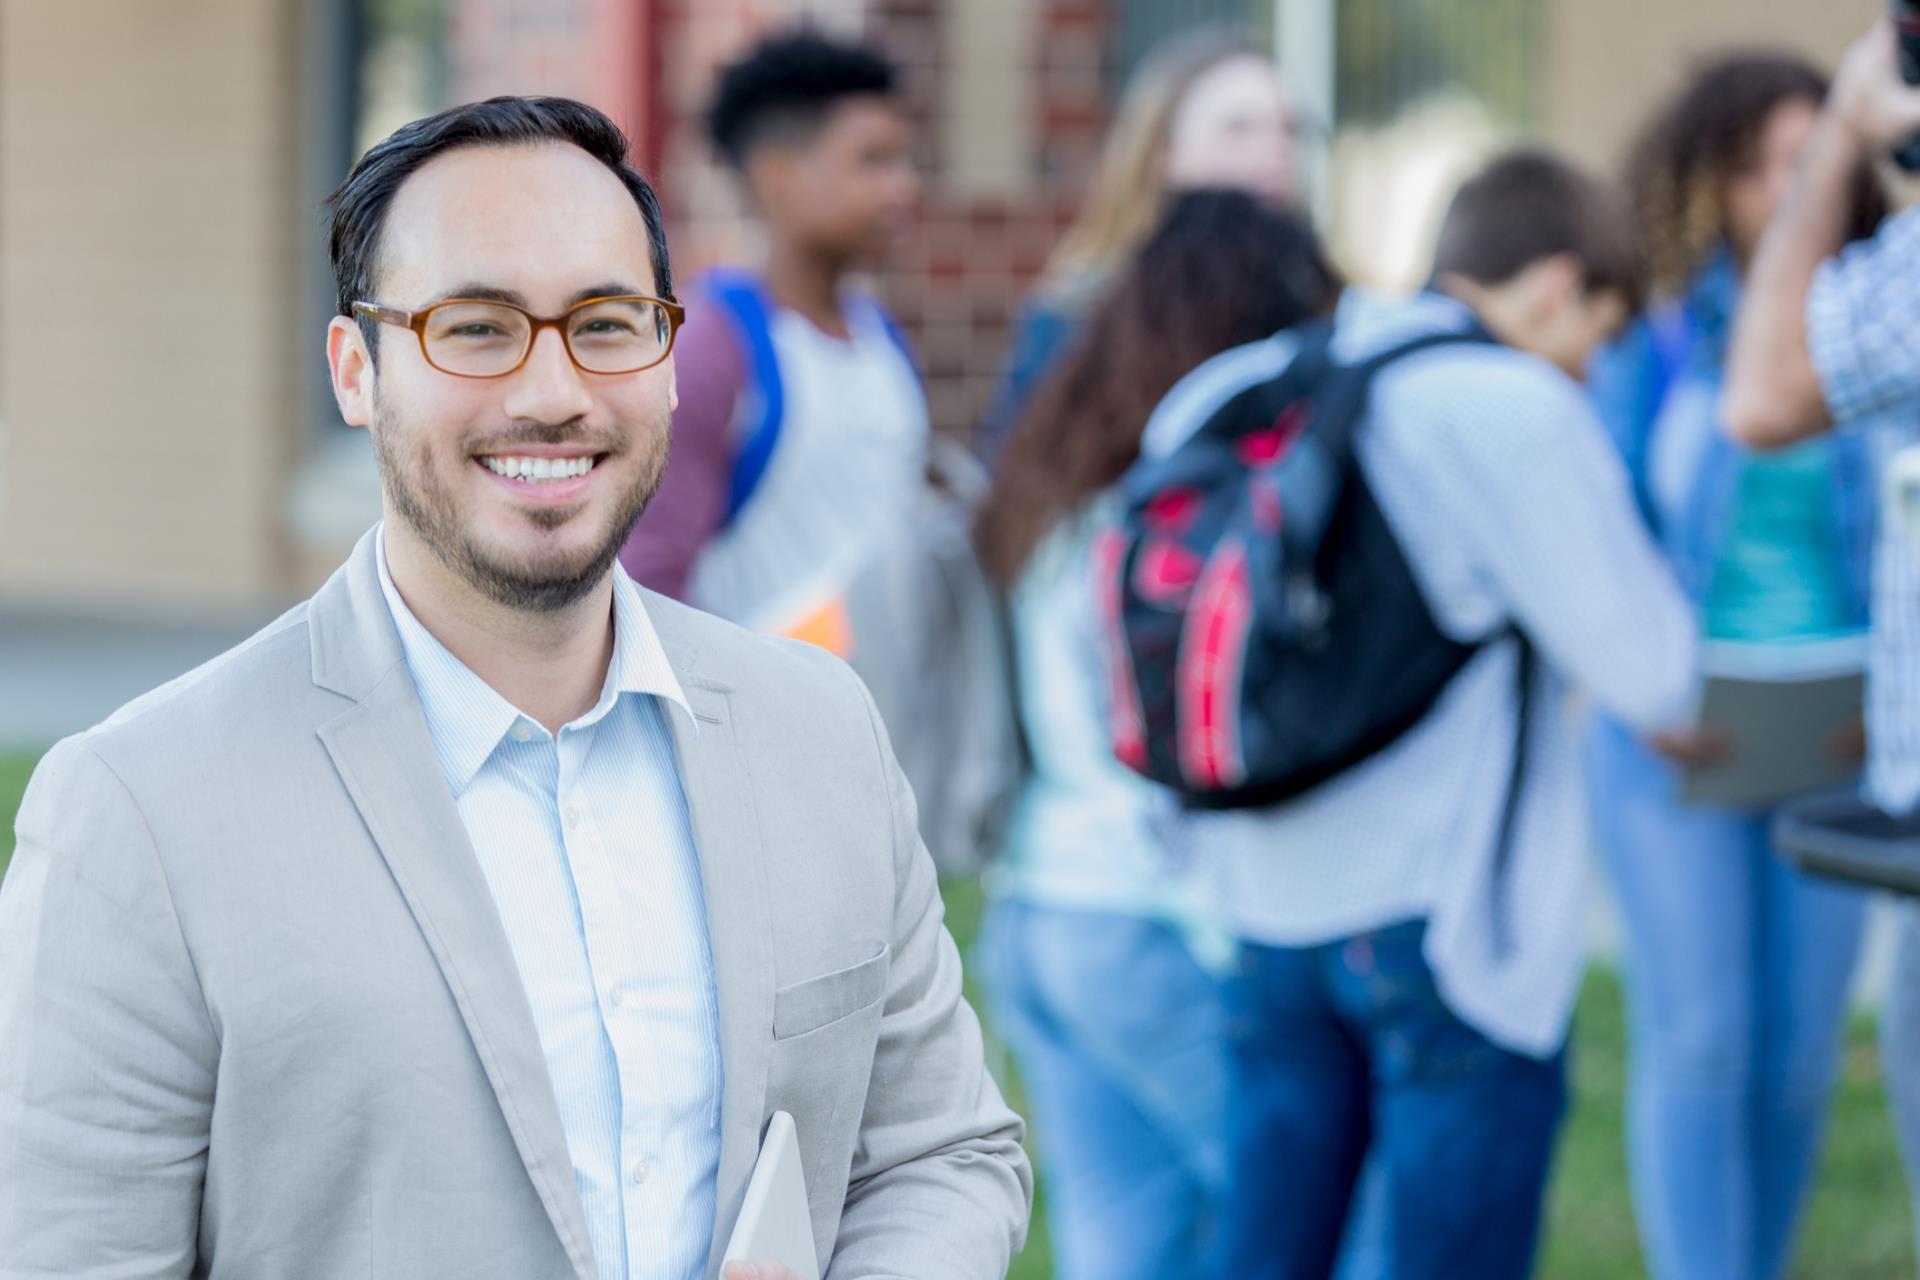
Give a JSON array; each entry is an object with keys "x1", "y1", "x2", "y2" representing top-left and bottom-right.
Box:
[
  {"x1": 0, "y1": 749, "x2": 35, "y2": 878},
  {"x1": 944, "y1": 866, "x2": 1914, "y2": 1280},
  {"x1": 0, "y1": 750, "x2": 1910, "y2": 1277}
]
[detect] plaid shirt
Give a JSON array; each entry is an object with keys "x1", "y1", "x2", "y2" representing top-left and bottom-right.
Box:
[{"x1": 1807, "y1": 205, "x2": 1920, "y2": 814}]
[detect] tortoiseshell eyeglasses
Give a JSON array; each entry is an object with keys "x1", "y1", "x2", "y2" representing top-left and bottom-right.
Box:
[{"x1": 351, "y1": 294, "x2": 684, "y2": 378}]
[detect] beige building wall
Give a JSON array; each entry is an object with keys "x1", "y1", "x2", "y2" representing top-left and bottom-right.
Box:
[
  {"x1": 0, "y1": 0, "x2": 301, "y2": 612},
  {"x1": 1544, "y1": 0, "x2": 1882, "y2": 173}
]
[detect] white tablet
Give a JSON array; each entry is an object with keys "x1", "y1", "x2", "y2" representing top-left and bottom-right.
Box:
[{"x1": 720, "y1": 1110, "x2": 820, "y2": 1280}]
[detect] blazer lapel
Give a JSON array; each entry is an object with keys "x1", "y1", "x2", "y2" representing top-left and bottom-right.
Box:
[
  {"x1": 309, "y1": 532, "x2": 597, "y2": 1280},
  {"x1": 662, "y1": 673, "x2": 775, "y2": 1270}
]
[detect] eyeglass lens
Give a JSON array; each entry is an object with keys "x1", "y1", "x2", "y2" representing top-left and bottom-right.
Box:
[{"x1": 422, "y1": 299, "x2": 672, "y2": 375}]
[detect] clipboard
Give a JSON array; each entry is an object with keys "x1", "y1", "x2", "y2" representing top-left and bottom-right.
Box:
[
  {"x1": 719, "y1": 1111, "x2": 819, "y2": 1280},
  {"x1": 1681, "y1": 635, "x2": 1866, "y2": 808}
]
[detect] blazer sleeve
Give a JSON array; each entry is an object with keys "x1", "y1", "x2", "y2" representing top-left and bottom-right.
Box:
[
  {"x1": 0, "y1": 736, "x2": 218, "y2": 1278},
  {"x1": 823, "y1": 671, "x2": 1033, "y2": 1279}
]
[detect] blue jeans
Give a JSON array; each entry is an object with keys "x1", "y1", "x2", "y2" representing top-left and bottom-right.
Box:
[
  {"x1": 1884, "y1": 905, "x2": 1920, "y2": 1263},
  {"x1": 978, "y1": 899, "x2": 1230, "y2": 1280},
  {"x1": 1589, "y1": 719, "x2": 1865, "y2": 1280},
  {"x1": 1224, "y1": 919, "x2": 1566, "y2": 1280}
]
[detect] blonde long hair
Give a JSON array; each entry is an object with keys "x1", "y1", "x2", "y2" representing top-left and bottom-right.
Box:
[{"x1": 1042, "y1": 30, "x2": 1274, "y2": 294}]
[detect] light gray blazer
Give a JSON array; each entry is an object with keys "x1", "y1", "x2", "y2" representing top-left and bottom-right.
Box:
[{"x1": 0, "y1": 531, "x2": 1031, "y2": 1279}]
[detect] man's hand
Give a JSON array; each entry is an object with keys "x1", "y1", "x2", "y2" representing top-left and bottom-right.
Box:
[
  {"x1": 722, "y1": 1262, "x2": 802, "y2": 1280},
  {"x1": 1829, "y1": 717, "x2": 1870, "y2": 765},
  {"x1": 1649, "y1": 725, "x2": 1735, "y2": 768},
  {"x1": 1832, "y1": 19, "x2": 1920, "y2": 151}
]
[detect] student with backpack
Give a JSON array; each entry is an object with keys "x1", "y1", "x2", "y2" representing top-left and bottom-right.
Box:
[
  {"x1": 618, "y1": 30, "x2": 923, "y2": 650},
  {"x1": 973, "y1": 189, "x2": 1340, "y2": 1280},
  {"x1": 1116, "y1": 152, "x2": 1697, "y2": 1278},
  {"x1": 1585, "y1": 55, "x2": 1885, "y2": 1280},
  {"x1": 616, "y1": 33, "x2": 1020, "y2": 874}
]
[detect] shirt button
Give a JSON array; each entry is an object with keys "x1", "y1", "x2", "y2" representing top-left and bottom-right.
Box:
[
  {"x1": 609, "y1": 986, "x2": 627, "y2": 1009},
  {"x1": 563, "y1": 806, "x2": 580, "y2": 829},
  {"x1": 509, "y1": 723, "x2": 535, "y2": 743},
  {"x1": 629, "y1": 1158, "x2": 649, "y2": 1185}
]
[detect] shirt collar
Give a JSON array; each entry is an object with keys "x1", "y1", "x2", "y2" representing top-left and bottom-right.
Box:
[{"x1": 374, "y1": 524, "x2": 696, "y2": 796}]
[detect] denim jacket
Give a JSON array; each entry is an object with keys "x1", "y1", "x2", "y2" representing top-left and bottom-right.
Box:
[{"x1": 1588, "y1": 249, "x2": 1874, "y2": 626}]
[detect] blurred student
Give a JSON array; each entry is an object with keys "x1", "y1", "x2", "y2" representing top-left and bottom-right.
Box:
[
  {"x1": 973, "y1": 29, "x2": 1302, "y2": 468},
  {"x1": 1139, "y1": 153, "x2": 1696, "y2": 1279},
  {"x1": 618, "y1": 30, "x2": 922, "y2": 649},
  {"x1": 1723, "y1": 17, "x2": 1920, "y2": 1258},
  {"x1": 973, "y1": 190, "x2": 1339, "y2": 1280},
  {"x1": 1586, "y1": 54, "x2": 1885, "y2": 1280}
]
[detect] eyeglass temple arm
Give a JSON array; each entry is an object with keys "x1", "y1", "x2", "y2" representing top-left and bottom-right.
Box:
[{"x1": 350, "y1": 302, "x2": 415, "y2": 327}]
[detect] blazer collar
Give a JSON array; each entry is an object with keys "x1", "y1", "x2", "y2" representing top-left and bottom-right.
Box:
[
  {"x1": 310, "y1": 525, "x2": 714, "y2": 705},
  {"x1": 308, "y1": 528, "x2": 597, "y2": 1280}
]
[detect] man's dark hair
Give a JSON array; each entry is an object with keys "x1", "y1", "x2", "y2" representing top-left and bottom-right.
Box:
[
  {"x1": 325, "y1": 96, "x2": 672, "y2": 355},
  {"x1": 706, "y1": 30, "x2": 898, "y2": 169},
  {"x1": 1429, "y1": 149, "x2": 1646, "y2": 315}
]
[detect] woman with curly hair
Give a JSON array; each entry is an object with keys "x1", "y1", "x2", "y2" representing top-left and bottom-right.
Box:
[
  {"x1": 974, "y1": 189, "x2": 1338, "y2": 1280},
  {"x1": 1587, "y1": 52, "x2": 1887, "y2": 1280}
]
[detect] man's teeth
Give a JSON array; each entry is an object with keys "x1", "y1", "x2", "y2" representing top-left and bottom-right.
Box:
[{"x1": 480, "y1": 455, "x2": 597, "y2": 482}]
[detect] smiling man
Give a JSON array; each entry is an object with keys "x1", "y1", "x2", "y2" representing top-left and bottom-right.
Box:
[{"x1": 0, "y1": 97, "x2": 1029, "y2": 1280}]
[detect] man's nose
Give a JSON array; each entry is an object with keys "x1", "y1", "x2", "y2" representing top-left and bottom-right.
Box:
[{"x1": 501, "y1": 327, "x2": 594, "y2": 425}]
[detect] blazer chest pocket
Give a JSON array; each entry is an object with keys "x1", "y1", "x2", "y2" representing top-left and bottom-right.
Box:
[{"x1": 772, "y1": 941, "x2": 889, "y2": 1040}]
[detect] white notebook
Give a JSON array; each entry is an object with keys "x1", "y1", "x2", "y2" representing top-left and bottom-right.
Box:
[{"x1": 719, "y1": 1111, "x2": 819, "y2": 1280}]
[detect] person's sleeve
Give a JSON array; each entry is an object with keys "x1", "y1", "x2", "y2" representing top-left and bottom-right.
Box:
[
  {"x1": 824, "y1": 668, "x2": 1033, "y2": 1280},
  {"x1": 972, "y1": 298, "x2": 1077, "y2": 472},
  {"x1": 0, "y1": 736, "x2": 218, "y2": 1278},
  {"x1": 1431, "y1": 366, "x2": 1698, "y2": 732},
  {"x1": 619, "y1": 301, "x2": 746, "y2": 600},
  {"x1": 1807, "y1": 205, "x2": 1920, "y2": 424}
]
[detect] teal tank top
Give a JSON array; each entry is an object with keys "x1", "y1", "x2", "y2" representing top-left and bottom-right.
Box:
[{"x1": 1703, "y1": 438, "x2": 1854, "y2": 642}]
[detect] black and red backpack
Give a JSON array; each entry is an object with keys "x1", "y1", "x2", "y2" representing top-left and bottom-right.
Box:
[{"x1": 1095, "y1": 318, "x2": 1532, "y2": 813}]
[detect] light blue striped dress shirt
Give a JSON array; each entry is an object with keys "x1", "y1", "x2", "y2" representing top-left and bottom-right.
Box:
[{"x1": 376, "y1": 528, "x2": 722, "y2": 1280}]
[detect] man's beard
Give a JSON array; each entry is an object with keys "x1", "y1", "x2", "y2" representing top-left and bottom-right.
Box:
[{"x1": 372, "y1": 405, "x2": 668, "y2": 614}]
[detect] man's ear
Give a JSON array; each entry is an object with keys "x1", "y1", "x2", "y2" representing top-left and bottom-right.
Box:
[
  {"x1": 743, "y1": 146, "x2": 794, "y2": 211},
  {"x1": 1529, "y1": 252, "x2": 1588, "y2": 320},
  {"x1": 327, "y1": 316, "x2": 375, "y2": 429}
]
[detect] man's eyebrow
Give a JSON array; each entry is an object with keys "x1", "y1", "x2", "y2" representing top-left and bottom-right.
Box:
[
  {"x1": 430, "y1": 284, "x2": 531, "y2": 308},
  {"x1": 424, "y1": 283, "x2": 653, "y2": 310},
  {"x1": 568, "y1": 282, "x2": 650, "y2": 306}
]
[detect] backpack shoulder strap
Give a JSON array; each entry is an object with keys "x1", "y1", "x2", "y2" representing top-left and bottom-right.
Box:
[
  {"x1": 702, "y1": 267, "x2": 787, "y2": 525},
  {"x1": 1310, "y1": 320, "x2": 1496, "y2": 463}
]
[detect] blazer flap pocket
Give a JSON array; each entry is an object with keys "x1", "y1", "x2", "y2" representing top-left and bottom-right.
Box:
[{"x1": 773, "y1": 941, "x2": 890, "y2": 1040}]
